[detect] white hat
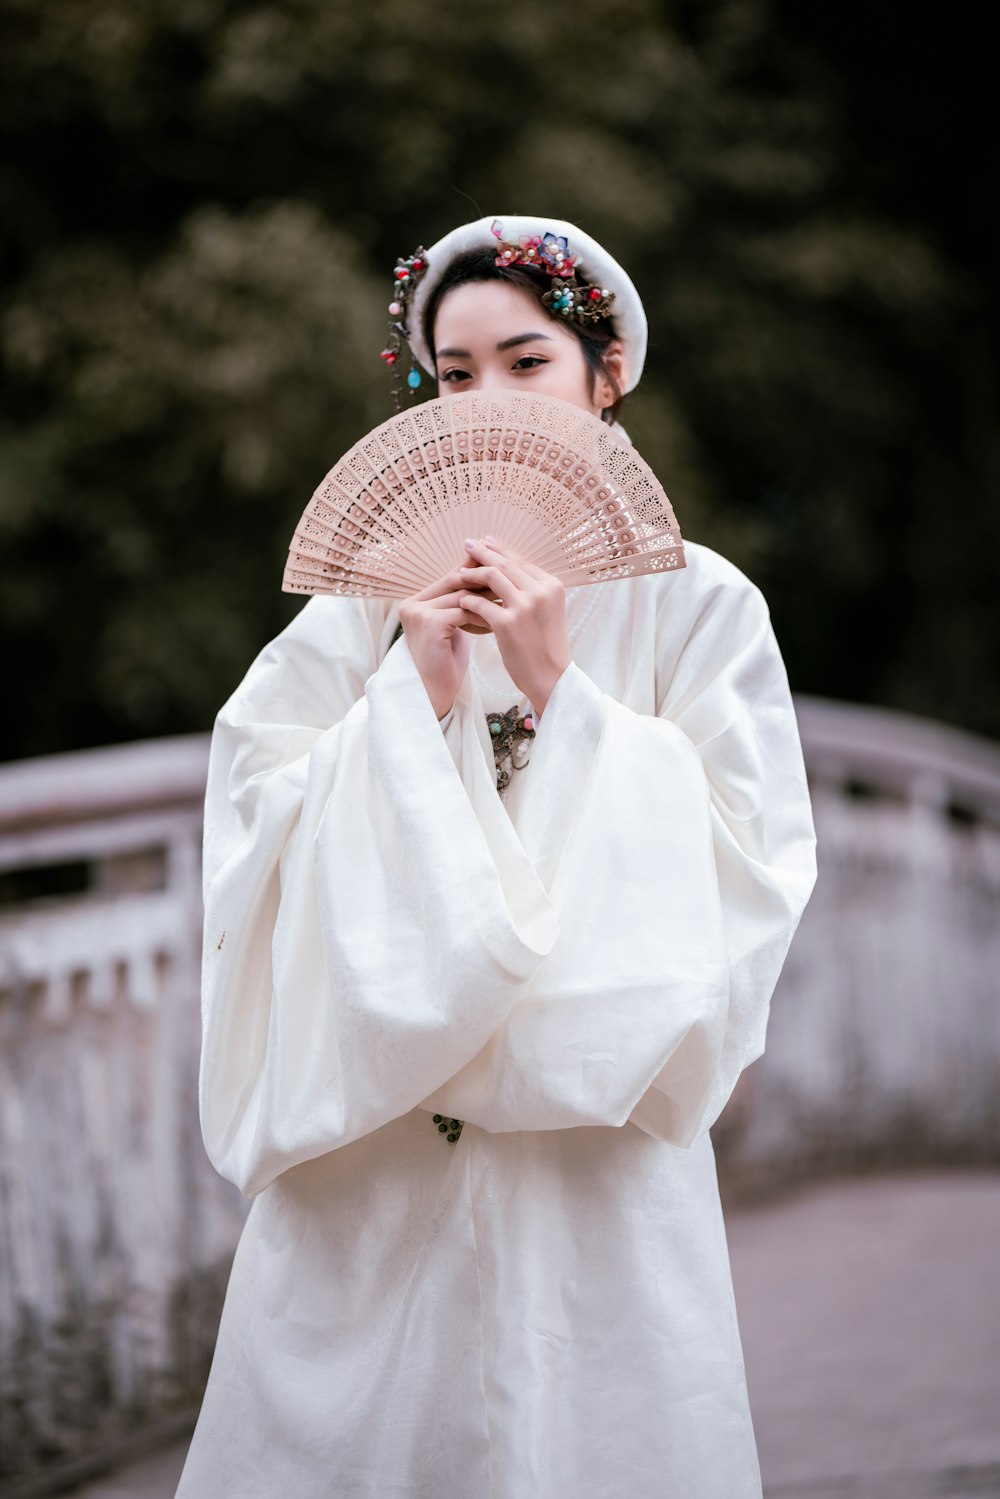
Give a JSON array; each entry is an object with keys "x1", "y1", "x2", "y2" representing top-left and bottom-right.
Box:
[{"x1": 405, "y1": 214, "x2": 647, "y2": 393}]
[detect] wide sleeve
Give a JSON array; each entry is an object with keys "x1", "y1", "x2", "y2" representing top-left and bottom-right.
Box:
[
  {"x1": 198, "y1": 597, "x2": 558, "y2": 1197},
  {"x1": 419, "y1": 568, "x2": 818, "y2": 1146}
]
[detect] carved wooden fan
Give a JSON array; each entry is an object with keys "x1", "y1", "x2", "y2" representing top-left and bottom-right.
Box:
[{"x1": 282, "y1": 390, "x2": 685, "y2": 597}]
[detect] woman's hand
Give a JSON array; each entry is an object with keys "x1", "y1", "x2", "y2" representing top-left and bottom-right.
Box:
[
  {"x1": 398, "y1": 569, "x2": 487, "y2": 720},
  {"x1": 457, "y1": 537, "x2": 571, "y2": 717}
]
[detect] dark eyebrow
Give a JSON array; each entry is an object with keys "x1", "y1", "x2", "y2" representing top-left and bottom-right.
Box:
[
  {"x1": 435, "y1": 331, "x2": 556, "y2": 362},
  {"x1": 496, "y1": 331, "x2": 555, "y2": 352}
]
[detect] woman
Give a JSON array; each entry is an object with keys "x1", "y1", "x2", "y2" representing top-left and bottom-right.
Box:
[{"x1": 178, "y1": 214, "x2": 817, "y2": 1497}]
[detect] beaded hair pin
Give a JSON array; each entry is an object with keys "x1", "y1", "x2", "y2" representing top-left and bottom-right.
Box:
[{"x1": 380, "y1": 247, "x2": 430, "y2": 412}]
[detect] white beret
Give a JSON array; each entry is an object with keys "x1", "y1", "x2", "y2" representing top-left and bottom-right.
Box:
[{"x1": 406, "y1": 214, "x2": 647, "y2": 393}]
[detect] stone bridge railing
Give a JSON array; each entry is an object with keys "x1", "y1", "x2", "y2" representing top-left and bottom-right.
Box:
[
  {"x1": 1, "y1": 698, "x2": 999, "y2": 1487},
  {"x1": 717, "y1": 697, "x2": 1000, "y2": 1192},
  {"x1": 0, "y1": 737, "x2": 241, "y2": 1491}
]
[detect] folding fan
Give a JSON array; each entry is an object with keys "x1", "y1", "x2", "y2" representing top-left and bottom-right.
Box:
[{"x1": 281, "y1": 390, "x2": 685, "y2": 597}]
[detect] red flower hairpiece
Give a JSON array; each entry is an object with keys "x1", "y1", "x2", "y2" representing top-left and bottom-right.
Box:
[{"x1": 490, "y1": 219, "x2": 616, "y2": 327}]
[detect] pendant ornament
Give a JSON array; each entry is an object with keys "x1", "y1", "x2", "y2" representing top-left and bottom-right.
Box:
[
  {"x1": 432, "y1": 1114, "x2": 463, "y2": 1144},
  {"x1": 380, "y1": 246, "x2": 430, "y2": 412},
  {"x1": 486, "y1": 704, "x2": 536, "y2": 796}
]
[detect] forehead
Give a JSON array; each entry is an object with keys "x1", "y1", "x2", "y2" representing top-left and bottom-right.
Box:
[{"x1": 432, "y1": 279, "x2": 576, "y2": 350}]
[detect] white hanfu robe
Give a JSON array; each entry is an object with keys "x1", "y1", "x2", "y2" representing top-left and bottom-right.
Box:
[{"x1": 178, "y1": 539, "x2": 817, "y2": 1499}]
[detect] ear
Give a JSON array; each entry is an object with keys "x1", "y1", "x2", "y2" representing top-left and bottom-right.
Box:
[{"x1": 596, "y1": 338, "x2": 627, "y2": 410}]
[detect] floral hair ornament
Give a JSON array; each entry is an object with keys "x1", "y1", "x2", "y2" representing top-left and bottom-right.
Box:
[
  {"x1": 380, "y1": 247, "x2": 430, "y2": 412},
  {"x1": 403, "y1": 214, "x2": 647, "y2": 394},
  {"x1": 490, "y1": 219, "x2": 617, "y2": 327}
]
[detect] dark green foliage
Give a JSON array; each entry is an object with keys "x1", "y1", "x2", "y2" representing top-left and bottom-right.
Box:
[{"x1": 1, "y1": 0, "x2": 996, "y2": 758}]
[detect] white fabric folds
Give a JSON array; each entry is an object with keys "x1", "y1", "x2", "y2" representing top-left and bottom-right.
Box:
[{"x1": 180, "y1": 540, "x2": 817, "y2": 1498}]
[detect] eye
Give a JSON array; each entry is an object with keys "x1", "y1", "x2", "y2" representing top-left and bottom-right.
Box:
[
  {"x1": 439, "y1": 368, "x2": 472, "y2": 384},
  {"x1": 512, "y1": 355, "x2": 548, "y2": 371}
]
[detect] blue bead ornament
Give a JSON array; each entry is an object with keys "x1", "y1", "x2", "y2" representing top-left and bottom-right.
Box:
[{"x1": 407, "y1": 367, "x2": 422, "y2": 390}]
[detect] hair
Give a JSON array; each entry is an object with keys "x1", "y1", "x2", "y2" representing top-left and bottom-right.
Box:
[{"x1": 420, "y1": 249, "x2": 626, "y2": 424}]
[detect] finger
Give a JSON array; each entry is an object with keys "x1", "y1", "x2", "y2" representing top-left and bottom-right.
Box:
[
  {"x1": 403, "y1": 598, "x2": 487, "y2": 629},
  {"x1": 467, "y1": 535, "x2": 556, "y2": 592},
  {"x1": 463, "y1": 538, "x2": 536, "y2": 592},
  {"x1": 442, "y1": 597, "x2": 494, "y2": 633},
  {"x1": 459, "y1": 591, "x2": 506, "y2": 629},
  {"x1": 434, "y1": 605, "x2": 484, "y2": 629},
  {"x1": 405, "y1": 603, "x2": 487, "y2": 636},
  {"x1": 483, "y1": 534, "x2": 557, "y2": 586},
  {"x1": 477, "y1": 534, "x2": 537, "y2": 574},
  {"x1": 482, "y1": 533, "x2": 519, "y2": 559},
  {"x1": 410, "y1": 568, "x2": 477, "y2": 602},
  {"x1": 407, "y1": 583, "x2": 492, "y2": 613},
  {"x1": 423, "y1": 586, "x2": 491, "y2": 609},
  {"x1": 457, "y1": 563, "x2": 520, "y2": 608}
]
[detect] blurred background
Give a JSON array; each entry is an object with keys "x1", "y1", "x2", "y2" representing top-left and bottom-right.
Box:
[{"x1": 1, "y1": 2, "x2": 998, "y2": 1496}]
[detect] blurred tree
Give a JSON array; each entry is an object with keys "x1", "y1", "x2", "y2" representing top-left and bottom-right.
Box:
[
  {"x1": 2, "y1": 198, "x2": 385, "y2": 752},
  {"x1": 0, "y1": 0, "x2": 995, "y2": 757}
]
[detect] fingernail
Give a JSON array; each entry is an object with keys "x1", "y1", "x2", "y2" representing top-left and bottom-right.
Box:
[
  {"x1": 464, "y1": 537, "x2": 476, "y2": 549},
  {"x1": 485, "y1": 534, "x2": 497, "y2": 545}
]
